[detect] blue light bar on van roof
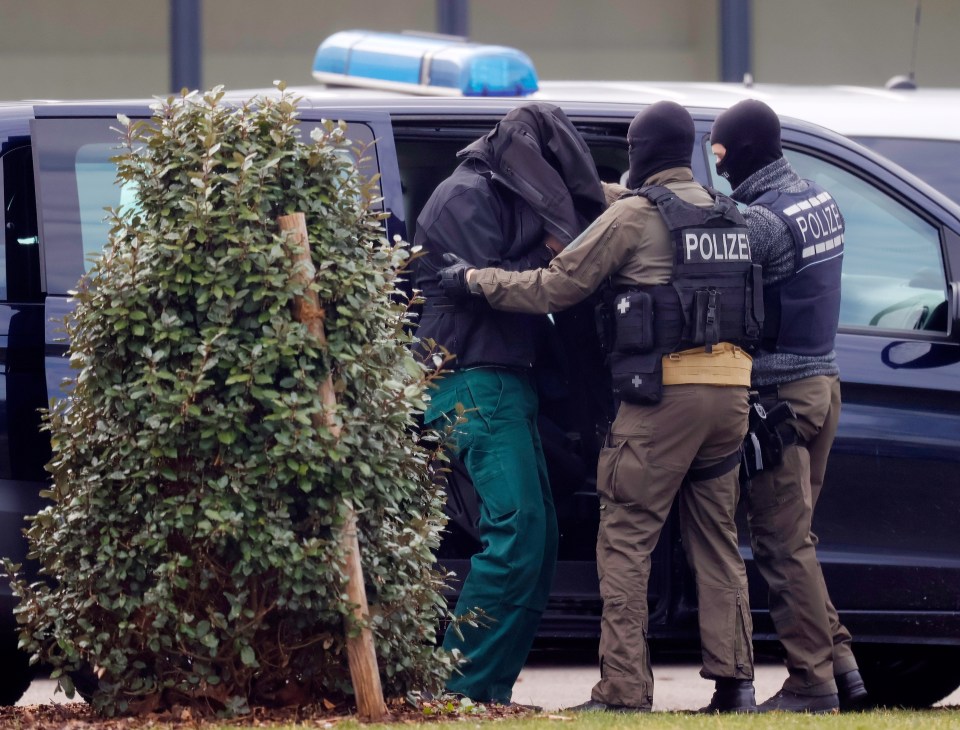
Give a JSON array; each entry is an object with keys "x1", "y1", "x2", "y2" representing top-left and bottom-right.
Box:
[{"x1": 312, "y1": 30, "x2": 539, "y2": 97}]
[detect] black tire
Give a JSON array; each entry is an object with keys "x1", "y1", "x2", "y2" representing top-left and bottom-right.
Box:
[
  {"x1": 0, "y1": 633, "x2": 35, "y2": 706},
  {"x1": 855, "y1": 644, "x2": 960, "y2": 708}
]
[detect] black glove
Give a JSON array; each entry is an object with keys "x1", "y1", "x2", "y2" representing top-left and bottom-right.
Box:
[{"x1": 437, "y1": 252, "x2": 476, "y2": 300}]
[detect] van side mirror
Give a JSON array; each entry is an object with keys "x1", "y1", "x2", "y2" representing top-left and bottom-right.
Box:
[{"x1": 879, "y1": 283, "x2": 960, "y2": 369}]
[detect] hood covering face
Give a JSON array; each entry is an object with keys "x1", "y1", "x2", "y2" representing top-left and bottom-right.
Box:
[
  {"x1": 710, "y1": 99, "x2": 784, "y2": 189},
  {"x1": 459, "y1": 102, "x2": 606, "y2": 244},
  {"x1": 626, "y1": 100, "x2": 695, "y2": 189}
]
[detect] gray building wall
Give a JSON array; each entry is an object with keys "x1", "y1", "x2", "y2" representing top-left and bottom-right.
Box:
[
  {"x1": 753, "y1": 0, "x2": 960, "y2": 86},
  {"x1": 1, "y1": 0, "x2": 957, "y2": 101}
]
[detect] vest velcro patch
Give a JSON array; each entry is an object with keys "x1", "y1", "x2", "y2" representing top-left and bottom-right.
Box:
[{"x1": 683, "y1": 228, "x2": 751, "y2": 263}]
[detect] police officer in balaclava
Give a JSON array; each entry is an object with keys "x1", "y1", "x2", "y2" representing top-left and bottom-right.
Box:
[{"x1": 710, "y1": 99, "x2": 868, "y2": 714}]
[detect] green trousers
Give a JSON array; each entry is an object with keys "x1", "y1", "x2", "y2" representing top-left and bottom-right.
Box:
[{"x1": 426, "y1": 368, "x2": 559, "y2": 704}]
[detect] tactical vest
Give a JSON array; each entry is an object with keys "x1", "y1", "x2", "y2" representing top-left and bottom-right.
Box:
[
  {"x1": 604, "y1": 185, "x2": 763, "y2": 404},
  {"x1": 754, "y1": 181, "x2": 844, "y2": 356}
]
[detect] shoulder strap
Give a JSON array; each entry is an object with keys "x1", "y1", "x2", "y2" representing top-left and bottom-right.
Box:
[
  {"x1": 636, "y1": 184, "x2": 674, "y2": 204},
  {"x1": 752, "y1": 189, "x2": 780, "y2": 207}
]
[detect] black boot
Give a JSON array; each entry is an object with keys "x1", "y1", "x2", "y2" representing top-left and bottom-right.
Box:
[
  {"x1": 699, "y1": 678, "x2": 758, "y2": 713},
  {"x1": 836, "y1": 669, "x2": 870, "y2": 711},
  {"x1": 758, "y1": 688, "x2": 839, "y2": 713},
  {"x1": 565, "y1": 698, "x2": 649, "y2": 713}
]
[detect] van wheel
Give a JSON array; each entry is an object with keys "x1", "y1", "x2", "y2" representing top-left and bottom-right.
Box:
[
  {"x1": 0, "y1": 636, "x2": 35, "y2": 705},
  {"x1": 855, "y1": 644, "x2": 960, "y2": 708}
]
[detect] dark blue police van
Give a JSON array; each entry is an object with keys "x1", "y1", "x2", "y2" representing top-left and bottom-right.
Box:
[{"x1": 0, "y1": 31, "x2": 958, "y2": 707}]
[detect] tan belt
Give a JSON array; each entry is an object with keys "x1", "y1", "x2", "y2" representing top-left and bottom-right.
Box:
[{"x1": 661, "y1": 342, "x2": 752, "y2": 386}]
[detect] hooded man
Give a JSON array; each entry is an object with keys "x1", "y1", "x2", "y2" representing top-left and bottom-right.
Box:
[
  {"x1": 710, "y1": 99, "x2": 869, "y2": 714},
  {"x1": 413, "y1": 102, "x2": 606, "y2": 705},
  {"x1": 439, "y1": 101, "x2": 762, "y2": 713}
]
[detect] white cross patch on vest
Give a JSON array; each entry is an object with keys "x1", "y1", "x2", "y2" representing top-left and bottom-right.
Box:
[{"x1": 617, "y1": 297, "x2": 631, "y2": 315}]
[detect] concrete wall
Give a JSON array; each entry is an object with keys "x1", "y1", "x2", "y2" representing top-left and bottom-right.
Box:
[
  {"x1": 752, "y1": 0, "x2": 960, "y2": 86},
  {"x1": 472, "y1": 0, "x2": 719, "y2": 82},
  {"x1": 0, "y1": 0, "x2": 957, "y2": 101}
]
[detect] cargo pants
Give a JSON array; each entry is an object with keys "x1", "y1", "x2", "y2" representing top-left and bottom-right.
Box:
[
  {"x1": 746, "y1": 375, "x2": 858, "y2": 696},
  {"x1": 591, "y1": 383, "x2": 754, "y2": 710},
  {"x1": 426, "y1": 368, "x2": 558, "y2": 704}
]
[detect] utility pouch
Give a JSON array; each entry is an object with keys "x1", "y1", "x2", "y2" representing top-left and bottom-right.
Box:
[
  {"x1": 613, "y1": 290, "x2": 655, "y2": 353},
  {"x1": 594, "y1": 296, "x2": 615, "y2": 354},
  {"x1": 610, "y1": 350, "x2": 663, "y2": 405},
  {"x1": 691, "y1": 288, "x2": 721, "y2": 353},
  {"x1": 740, "y1": 391, "x2": 797, "y2": 479}
]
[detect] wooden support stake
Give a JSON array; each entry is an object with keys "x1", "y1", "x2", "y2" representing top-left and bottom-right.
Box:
[{"x1": 279, "y1": 212, "x2": 388, "y2": 722}]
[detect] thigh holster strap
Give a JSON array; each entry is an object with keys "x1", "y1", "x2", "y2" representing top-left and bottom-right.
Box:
[{"x1": 688, "y1": 448, "x2": 741, "y2": 482}]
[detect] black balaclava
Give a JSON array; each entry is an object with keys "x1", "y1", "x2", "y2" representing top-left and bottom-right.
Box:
[
  {"x1": 710, "y1": 99, "x2": 783, "y2": 189},
  {"x1": 626, "y1": 100, "x2": 695, "y2": 189}
]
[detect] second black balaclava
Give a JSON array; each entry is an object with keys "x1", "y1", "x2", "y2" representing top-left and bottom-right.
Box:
[
  {"x1": 626, "y1": 100, "x2": 695, "y2": 189},
  {"x1": 710, "y1": 99, "x2": 783, "y2": 189}
]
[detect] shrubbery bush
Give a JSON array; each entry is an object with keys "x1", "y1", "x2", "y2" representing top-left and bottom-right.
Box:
[{"x1": 7, "y1": 85, "x2": 453, "y2": 716}]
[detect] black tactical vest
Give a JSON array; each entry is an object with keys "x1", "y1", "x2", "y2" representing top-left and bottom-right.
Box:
[
  {"x1": 754, "y1": 181, "x2": 844, "y2": 356},
  {"x1": 604, "y1": 185, "x2": 763, "y2": 404},
  {"x1": 631, "y1": 184, "x2": 763, "y2": 353}
]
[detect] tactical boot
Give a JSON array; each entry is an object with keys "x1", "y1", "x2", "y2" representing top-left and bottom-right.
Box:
[
  {"x1": 699, "y1": 678, "x2": 758, "y2": 713},
  {"x1": 836, "y1": 669, "x2": 870, "y2": 711},
  {"x1": 565, "y1": 698, "x2": 650, "y2": 713},
  {"x1": 758, "y1": 688, "x2": 839, "y2": 714}
]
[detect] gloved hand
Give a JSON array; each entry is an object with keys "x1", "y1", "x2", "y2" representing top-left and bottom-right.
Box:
[{"x1": 437, "y1": 252, "x2": 477, "y2": 299}]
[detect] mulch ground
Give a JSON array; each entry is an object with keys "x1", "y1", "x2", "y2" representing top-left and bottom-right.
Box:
[{"x1": 0, "y1": 699, "x2": 539, "y2": 729}]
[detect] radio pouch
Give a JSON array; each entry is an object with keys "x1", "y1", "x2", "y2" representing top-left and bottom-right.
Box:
[
  {"x1": 610, "y1": 350, "x2": 663, "y2": 405},
  {"x1": 613, "y1": 290, "x2": 655, "y2": 353},
  {"x1": 691, "y1": 288, "x2": 721, "y2": 353}
]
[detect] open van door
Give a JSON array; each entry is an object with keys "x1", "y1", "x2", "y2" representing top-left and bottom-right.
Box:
[{"x1": 0, "y1": 132, "x2": 47, "y2": 705}]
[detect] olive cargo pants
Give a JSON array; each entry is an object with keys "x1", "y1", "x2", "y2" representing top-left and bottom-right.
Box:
[
  {"x1": 746, "y1": 375, "x2": 857, "y2": 696},
  {"x1": 426, "y1": 368, "x2": 558, "y2": 704},
  {"x1": 591, "y1": 384, "x2": 754, "y2": 710}
]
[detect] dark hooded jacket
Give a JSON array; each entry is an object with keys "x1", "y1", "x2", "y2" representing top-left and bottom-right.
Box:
[{"x1": 414, "y1": 102, "x2": 605, "y2": 369}]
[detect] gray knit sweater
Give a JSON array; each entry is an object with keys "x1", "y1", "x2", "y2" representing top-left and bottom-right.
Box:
[{"x1": 731, "y1": 157, "x2": 840, "y2": 388}]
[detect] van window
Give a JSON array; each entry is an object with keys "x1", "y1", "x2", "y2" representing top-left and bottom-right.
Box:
[
  {"x1": 852, "y1": 137, "x2": 960, "y2": 207},
  {"x1": 75, "y1": 143, "x2": 138, "y2": 268},
  {"x1": 394, "y1": 124, "x2": 628, "y2": 245},
  {"x1": 1, "y1": 145, "x2": 41, "y2": 302},
  {"x1": 788, "y1": 150, "x2": 947, "y2": 333},
  {"x1": 33, "y1": 117, "x2": 378, "y2": 296},
  {"x1": 704, "y1": 142, "x2": 947, "y2": 334}
]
